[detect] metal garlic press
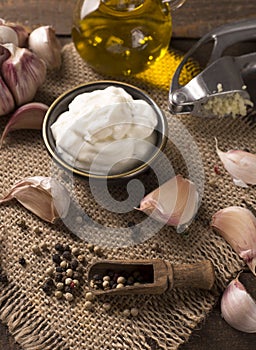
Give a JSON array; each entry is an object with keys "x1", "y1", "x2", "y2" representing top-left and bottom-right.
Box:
[{"x1": 169, "y1": 18, "x2": 256, "y2": 117}]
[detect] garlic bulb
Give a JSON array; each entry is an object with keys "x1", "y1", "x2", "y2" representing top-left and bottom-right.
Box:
[
  {"x1": 211, "y1": 206, "x2": 256, "y2": 275},
  {"x1": 136, "y1": 174, "x2": 199, "y2": 233},
  {"x1": 1, "y1": 43, "x2": 46, "y2": 107},
  {"x1": 0, "y1": 102, "x2": 49, "y2": 147},
  {"x1": 221, "y1": 276, "x2": 256, "y2": 333},
  {"x1": 0, "y1": 176, "x2": 70, "y2": 223},
  {"x1": 215, "y1": 139, "x2": 256, "y2": 187},
  {"x1": 29, "y1": 26, "x2": 62, "y2": 70}
]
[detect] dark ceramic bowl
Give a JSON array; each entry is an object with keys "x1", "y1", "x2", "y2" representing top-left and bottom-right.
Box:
[{"x1": 42, "y1": 80, "x2": 168, "y2": 181}]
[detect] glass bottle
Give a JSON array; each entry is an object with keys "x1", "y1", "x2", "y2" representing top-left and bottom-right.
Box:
[{"x1": 72, "y1": 0, "x2": 186, "y2": 76}]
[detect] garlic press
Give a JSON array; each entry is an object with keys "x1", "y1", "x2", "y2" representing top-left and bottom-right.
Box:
[{"x1": 169, "y1": 19, "x2": 256, "y2": 117}]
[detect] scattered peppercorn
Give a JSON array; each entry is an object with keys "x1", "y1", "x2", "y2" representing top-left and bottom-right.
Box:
[
  {"x1": 52, "y1": 254, "x2": 61, "y2": 265},
  {"x1": 55, "y1": 243, "x2": 65, "y2": 253},
  {"x1": 32, "y1": 245, "x2": 41, "y2": 256},
  {"x1": 18, "y1": 257, "x2": 26, "y2": 267},
  {"x1": 64, "y1": 292, "x2": 74, "y2": 302},
  {"x1": 33, "y1": 226, "x2": 42, "y2": 234},
  {"x1": 130, "y1": 308, "x2": 139, "y2": 317},
  {"x1": 62, "y1": 251, "x2": 72, "y2": 261},
  {"x1": 84, "y1": 301, "x2": 93, "y2": 310},
  {"x1": 70, "y1": 259, "x2": 79, "y2": 270},
  {"x1": 0, "y1": 271, "x2": 8, "y2": 285},
  {"x1": 17, "y1": 219, "x2": 28, "y2": 230}
]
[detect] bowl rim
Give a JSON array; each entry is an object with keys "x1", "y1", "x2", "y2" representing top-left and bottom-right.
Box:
[{"x1": 42, "y1": 80, "x2": 168, "y2": 180}]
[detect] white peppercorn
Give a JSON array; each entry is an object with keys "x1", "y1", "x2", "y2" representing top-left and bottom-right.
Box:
[
  {"x1": 102, "y1": 303, "x2": 111, "y2": 311},
  {"x1": 116, "y1": 283, "x2": 124, "y2": 289},
  {"x1": 103, "y1": 276, "x2": 110, "y2": 282},
  {"x1": 66, "y1": 269, "x2": 73, "y2": 277},
  {"x1": 56, "y1": 282, "x2": 64, "y2": 290},
  {"x1": 84, "y1": 301, "x2": 93, "y2": 310},
  {"x1": 130, "y1": 308, "x2": 139, "y2": 317},
  {"x1": 123, "y1": 309, "x2": 130, "y2": 317},
  {"x1": 73, "y1": 279, "x2": 80, "y2": 287},
  {"x1": 117, "y1": 276, "x2": 126, "y2": 284},
  {"x1": 60, "y1": 260, "x2": 67, "y2": 269},
  {"x1": 71, "y1": 247, "x2": 80, "y2": 256},
  {"x1": 103, "y1": 280, "x2": 109, "y2": 289},
  {"x1": 46, "y1": 267, "x2": 54, "y2": 276},
  {"x1": 85, "y1": 292, "x2": 95, "y2": 301},
  {"x1": 65, "y1": 292, "x2": 74, "y2": 302},
  {"x1": 55, "y1": 291, "x2": 63, "y2": 299},
  {"x1": 65, "y1": 278, "x2": 72, "y2": 285}
]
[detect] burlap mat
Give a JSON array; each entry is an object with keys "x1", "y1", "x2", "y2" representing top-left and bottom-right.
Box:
[{"x1": 0, "y1": 43, "x2": 255, "y2": 350}]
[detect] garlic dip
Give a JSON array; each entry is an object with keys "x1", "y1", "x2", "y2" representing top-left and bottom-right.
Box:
[{"x1": 51, "y1": 86, "x2": 158, "y2": 175}]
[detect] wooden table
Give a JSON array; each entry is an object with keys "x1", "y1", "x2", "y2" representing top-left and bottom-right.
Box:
[{"x1": 1, "y1": 1, "x2": 256, "y2": 349}]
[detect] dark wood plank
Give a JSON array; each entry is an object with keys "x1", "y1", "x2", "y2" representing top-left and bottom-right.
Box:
[{"x1": 0, "y1": 0, "x2": 255, "y2": 39}]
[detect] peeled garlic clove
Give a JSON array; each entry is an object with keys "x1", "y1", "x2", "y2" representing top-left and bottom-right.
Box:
[
  {"x1": 0, "y1": 102, "x2": 49, "y2": 147},
  {"x1": 0, "y1": 24, "x2": 19, "y2": 46},
  {"x1": 221, "y1": 276, "x2": 256, "y2": 333},
  {"x1": 215, "y1": 139, "x2": 256, "y2": 187},
  {"x1": 136, "y1": 174, "x2": 199, "y2": 233},
  {"x1": 1, "y1": 43, "x2": 46, "y2": 106},
  {"x1": 0, "y1": 176, "x2": 70, "y2": 223},
  {"x1": 211, "y1": 206, "x2": 256, "y2": 274},
  {"x1": 28, "y1": 26, "x2": 62, "y2": 70}
]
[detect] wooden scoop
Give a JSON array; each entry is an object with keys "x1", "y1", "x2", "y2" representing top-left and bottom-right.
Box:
[{"x1": 88, "y1": 259, "x2": 215, "y2": 295}]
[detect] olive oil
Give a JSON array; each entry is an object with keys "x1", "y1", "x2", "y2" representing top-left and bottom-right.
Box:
[{"x1": 72, "y1": 0, "x2": 172, "y2": 76}]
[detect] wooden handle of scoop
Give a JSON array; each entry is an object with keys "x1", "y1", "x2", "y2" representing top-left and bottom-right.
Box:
[{"x1": 166, "y1": 260, "x2": 215, "y2": 290}]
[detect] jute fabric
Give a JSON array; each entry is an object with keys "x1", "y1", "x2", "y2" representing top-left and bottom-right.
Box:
[{"x1": 0, "y1": 43, "x2": 254, "y2": 350}]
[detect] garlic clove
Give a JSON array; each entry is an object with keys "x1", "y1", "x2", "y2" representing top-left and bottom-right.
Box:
[
  {"x1": 221, "y1": 276, "x2": 256, "y2": 333},
  {"x1": 0, "y1": 176, "x2": 70, "y2": 223},
  {"x1": 215, "y1": 138, "x2": 256, "y2": 187},
  {"x1": 1, "y1": 43, "x2": 47, "y2": 106},
  {"x1": 7, "y1": 23, "x2": 29, "y2": 47},
  {"x1": 136, "y1": 174, "x2": 199, "y2": 233},
  {"x1": 0, "y1": 75, "x2": 15, "y2": 116},
  {"x1": 211, "y1": 206, "x2": 256, "y2": 275},
  {"x1": 0, "y1": 102, "x2": 49, "y2": 147},
  {"x1": 0, "y1": 24, "x2": 19, "y2": 46},
  {"x1": 28, "y1": 26, "x2": 62, "y2": 70}
]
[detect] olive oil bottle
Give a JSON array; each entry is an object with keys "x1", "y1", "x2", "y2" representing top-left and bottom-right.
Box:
[{"x1": 72, "y1": 0, "x2": 176, "y2": 76}]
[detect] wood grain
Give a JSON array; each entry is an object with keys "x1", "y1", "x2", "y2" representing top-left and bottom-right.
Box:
[{"x1": 0, "y1": 0, "x2": 255, "y2": 38}]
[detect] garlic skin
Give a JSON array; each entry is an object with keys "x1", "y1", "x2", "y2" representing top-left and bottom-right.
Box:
[
  {"x1": 136, "y1": 174, "x2": 199, "y2": 233},
  {"x1": 211, "y1": 206, "x2": 256, "y2": 274},
  {"x1": 28, "y1": 26, "x2": 62, "y2": 70},
  {"x1": 1, "y1": 43, "x2": 46, "y2": 106},
  {"x1": 0, "y1": 75, "x2": 15, "y2": 115},
  {"x1": 0, "y1": 102, "x2": 49, "y2": 147},
  {"x1": 215, "y1": 139, "x2": 256, "y2": 187},
  {"x1": 0, "y1": 176, "x2": 70, "y2": 223},
  {"x1": 221, "y1": 276, "x2": 256, "y2": 333}
]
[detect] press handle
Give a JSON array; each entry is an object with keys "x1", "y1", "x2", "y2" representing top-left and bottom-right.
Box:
[{"x1": 166, "y1": 260, "x2": 215, "y2": 290}]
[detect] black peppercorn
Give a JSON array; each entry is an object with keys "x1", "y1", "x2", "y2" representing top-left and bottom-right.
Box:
[
  {"x1": 62, "y1": 251, "x2": 72, "y2": 261},
  {"x1": 0, "y1": 272, "x2": 8, "y2": 285},
  {"x1": 42, "y1": 284, "x2": 52, "y2": 296},
  {"x1": 64, "y1": 285, "x2": 73, "y2": 294},
  {"x1": 18, "y1": 257, "x2": 26, "y2": 267},
  {"x1": 55, "y1": 273, "x2": 63, "y2": 283},
  {"x1": 63, "y1": 245, "x2": 71, "y2": 252},
  {"x1": 55, "y1": 243, "x2": 65, "y2": 253},
  {"x1": 56, "y1": 266, "x2": 65, "y2": 273},
  {"x1": 45, "y1": 278, "x2": 55, "y2": 288},
  {"x1": 52, "y1": 254, "x2": 61, "y2": 265},
  {"x1": 70, "y1": 259, "x2": 79, "y2": 270}
]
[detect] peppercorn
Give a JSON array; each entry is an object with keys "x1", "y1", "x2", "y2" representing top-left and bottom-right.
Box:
[
  {"x1": 62, "y1": 251, "x2": 72, "y2": 261},
  {"x1": 117, "y1": 276, "x2": 126, "y2": 285},
  {"x1": 46, "y1": 267, "x2": 54, "y2": 276},
  {"x1": 85, "y1": 292, "x2": 95, "y2": 301},
  {"x1": 55, "y1": 290, "x2": 63, "y2": 299},
  {"x1": 73, "y1": 272, "x2": 82, "y2": 281},
  {"x1": 54, "y1": 243, "x2": 65, "y2": 253},
  {"x1": 39, "y1": 242, "x2": 48, "y2": 252},
  {"x1": 17, "y1": 219, "x2": 28, "y2": 230},
  {"x1": 33, "y1": 226, "x2": 42, "y2": 234},
  {"x1": 56, "y1": 266, "x2": 65, "y2": 273},
  {"x1": 71, "y1": 247, "x2": 80, "y2": 256},
  {"x1": 102, "y1": 303, "x2": 111, "y2": 311},
  {"x1": 55, "y1": 273, "x2": 63, "y2": 283},
  {"x1": 18, "y1": 257, "x2": 26, "y2": 267},
  {"x1": 63, "y1": 245, "x2": 71, "y2": 252},
  {"x1": 64, "y1": 285, "x2": 72, "y2": 294},
  {"x1": 65, "y1": 277, "x2": 72, "y2": 285},
  {"x1": 56, "y1": 282, "x2": 64, "y2": 291},
  {"x1": 45, "y1": 278, "x2": 55, "y2": 288},
  {"x1": 70, "y1": 259, "x2": 79, "y2": 270},
  {"x1": 0, "y1": 272, "x2": 8, "y2": 285},
  {"x1": 84, "y1": 301, "x2": 93, "y2": 310},
  {"x1": 93, "y1": 246, "x2": 102, "y2": 256},
  {"x1": 130, "y1": 308, "x2": 139, "y2": 317},
  {"x1": 66, "y1": 269, "x2": 73, "y2": 277},
  {"x1": 64, "y1": 292, "x2": 74, "y2": 302},
  {"x1": 60, "y1": 260, "x2": 67, "y2": 269},
  {"x1": 52, "y1": 254, "x2": 61, "y2": 265},
  {"x1": 87, "y1": 243, "x2": 94, "y2": 252},
  {"x1": 42, "y1": 284, "x2": 52, "y2": 296},
  {"x1": 123, "y1": 309, "x2": 130, "y2": 317},
  {"x1": 116, "y1": 283, "x2": 124, "y2": 289}
]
